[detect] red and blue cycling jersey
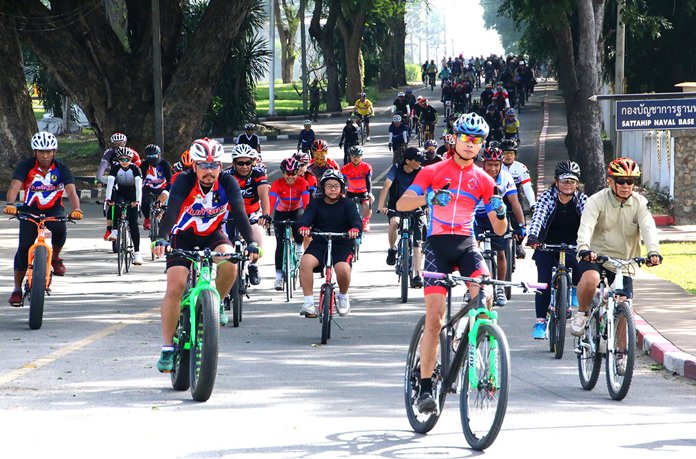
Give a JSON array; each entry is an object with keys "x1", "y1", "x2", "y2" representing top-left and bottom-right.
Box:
[
  {"x1": 341, "y1": 162, "x2": 372, "y2": 194},
  {"x1": 269, "y1": 177, "x2": 310, "y2": 212},
  {"x1": 407, "y1": 159, "x2": 497, "y2": 237},
  {"x1": 13, "y1": 158, "x2": 74, "y2": 210}
]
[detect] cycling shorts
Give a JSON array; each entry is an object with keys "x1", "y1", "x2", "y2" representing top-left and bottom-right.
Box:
[
  {"x1": 423, "y1": 235, "x2": 488, "y2": 295},
  {"x1": 347, "y1": 191, "x2": 370, "y2": 203},
  {"x1": 305, "y1": 240, "x2": 354, "y2": 273},
  {"x1": 167, "y1": 230, "x2": 231, "y2": 270},
  {"x1": 474, "y1": 216, "x2": 508, "y2": 252},
  {"x1": 387, "y1": 211, "x2": 426, "y2": 248}
]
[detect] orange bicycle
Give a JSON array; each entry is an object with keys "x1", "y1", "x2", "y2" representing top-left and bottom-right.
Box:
[{"x1": 14, "y1": 212, "x2": 73, "y2": 329}]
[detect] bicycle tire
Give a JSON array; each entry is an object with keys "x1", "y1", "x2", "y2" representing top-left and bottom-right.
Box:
[
  {"x1": 404, "y1": 315, "x2": 446, "y2": 433},
  {"x1": 552, "y1": 275, "x2": 568, "y2": 359},
  {"x1": 171, "y1": 305, "x2": 191, "y2": 391},
  {"x1": 460, "y1": 322, "x2": 510, "y2": 451},
  {"x1": 504, "y1": 239, "x2": 514, "y2": 300},
  {"x1": 577, "y1": 308, "x2": 602, "y2": 390},
  {"x1": 606, "y1": 301, "x2": 636, "y2": 400},
  {"x1": 320, "y1": 283, "x2": 332, "y2": 344},
  {"x1": 231, "y1": 270, "x2": 243, "y2": 328},
  {"x1": 124, "y1": 223, "x2": 132, "y2": 273},
  {"x1": 189, "y1": 289, "x2": 220, "y2": 402},
  {"x1": 28, "y1": 245, "x2": 48, "y2": 330},
  {"x1": 400, "y1": 238, "x2": 410, "y2": 303},
  {"x1": 353, "y1": 237, "x2": 360, "y2": 262},
  {"x1": 284, "y1": 239, "x2": 292, "y2": 302},
  {"x1": 116, "y1": 226, "x2": 125, "y2": 276}
]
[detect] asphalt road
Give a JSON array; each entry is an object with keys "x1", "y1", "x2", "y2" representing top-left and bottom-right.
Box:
[{"x1": 1, "y1": 88, "x2": 695, "y2": 458}]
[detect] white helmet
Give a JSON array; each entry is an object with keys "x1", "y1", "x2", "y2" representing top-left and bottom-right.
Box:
[
  {"x1": 231, "y1": 143, "x2": 256, "y2": 160},
  {"x1": 31, "y1": 131, "x2": 58, "y2": 150},
  {"x1": 392, "y1": 115, "x2": 402, "y2": 122},
  {"x1": 110, "y1": 132, "x2": 127, "y2": 144},
  {"x1": 189, "y1": 137, "x2": 224, "y2": 162},
  {"x1": 397, "y1": 91, "x2": 405, "y2": 97}
]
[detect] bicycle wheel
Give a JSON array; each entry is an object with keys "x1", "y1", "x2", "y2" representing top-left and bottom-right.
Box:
[
  {"x1": 504, "y1": 239, "x2": 514, "y2": 300},
  {"x1": 577, "y1": 309, "x2": 602, "y2": 390},
  {"x1": 320, "y1": 284, "x2": 332, "y2": 344},
  {"x1": 404, "y1": 315, "x2": 446, "y2": 433},
  {"x1": 171, "y1": 305, "x2": 191, "y2": 391},
  {"x1": 400, "y1": 239, "x2": 411, "y2": 303},
  {"x1": 28, "y1": 246, "x2": 48, "y2": 330},
  {"x1": 150, "y1": 209, "x2": 160, "y2": 261},
  {"x1": 552, "y1": 276, "x2": 568, "y2": 359},
  {"x1": 606, "y1": 301, "x2": 636, "y2": 400},
  {"x1": 460, "y1": 323, "x2": 510, "y2": 451},
  {"x1": 124, "y1": 223, "x2": 132, "y2": 273},
  {"x1": 189, "y1": 289, "x2": 220, "y2": 402},
  {"x1": 230, "y1": 268, "x2": 243, "y2": 328},
  {"x1": 284, "y1": 239, "x2": 292, "y2": 302},
  {"x1": 116, "y1": 226, "x2": 125, "y2": 276}
]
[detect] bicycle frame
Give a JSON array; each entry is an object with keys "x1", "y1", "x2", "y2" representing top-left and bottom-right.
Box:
[
  {"x1": 24, "y1": 216, "x2": 55, "y2": 291},
  {"x1": 395, "y1": 212, "x2": 415, "y2": 277}
]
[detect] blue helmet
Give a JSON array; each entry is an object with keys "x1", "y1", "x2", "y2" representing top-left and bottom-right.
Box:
[{"x1": 453, "y1": 113, "x2": 489, "y2": 137}]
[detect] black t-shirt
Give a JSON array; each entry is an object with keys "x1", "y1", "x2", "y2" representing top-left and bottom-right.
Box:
[
  {"x1": 386, "y1": 164, "x2": 421, "y2": 209},
  {"x1": 297, "y1": 196, "x2": 362, "y2": 246},
  {"x1": 545, "y1": 199, "x2": 581, "y2": 244}
]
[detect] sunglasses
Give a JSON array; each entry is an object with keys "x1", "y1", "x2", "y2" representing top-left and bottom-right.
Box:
[
  {"x1": 117, "y1": 157, "x2": 131, "y2": 162},
  {"x1": 235, "y1": 160, "x2": 253, "y2": 166},
  {"x1": 457, "y1": 134, "x2": 485, "y2": 144},
  {"x1": 196, "y1": 162, "x2": 221, "y2": 170},
  {"x1": 285, "y1": 172, "x2": 297, "y2": 176},
  {"x1": 613, "y1": 177, "x2": 635, "y2": 186}
]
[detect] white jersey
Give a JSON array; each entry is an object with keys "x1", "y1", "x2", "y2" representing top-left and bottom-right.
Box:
[
  {"x1": 502, "y1": 160, "x2": 536, "y2": 206},
  {"x1": 475, "y1": 169, "x2": 516, "y2": 217}
]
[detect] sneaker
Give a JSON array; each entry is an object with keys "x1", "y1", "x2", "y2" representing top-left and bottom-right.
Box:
[
  {"x1": 416, "y1": 392, "x2": 437, "y2": 414},
  {"x1": 495, "y1": 287, "x2": 507, "y2": 307},
  {"x1": 133, "y1": 252, "x2": 143, "y2": 265},
  {"x1": 219, "y1": 304, "x2": 229, "y2": 326},
  {"x1": 8, "y1": 289, "x2": 22, "y2": 307},
  {"x1": 411, "y1": 275, "x2": 423, "y2": 288},
  {"x1": 143, "y1": 218, "x2": 151, "y2": 230},
  {"x1": 533, "y1": 320, "x2": 546, "y2": 339},
  {"x1": 103, "y1": 229, "x2": 111, "y2": 241},
  {"x1": 616, "y1": 354, "x2": 626, "y2": 376},
  {"x1": 569, "y1": 313, "x2": 588, "y2": 337},
  {"x1": 301, "y1": 300, "x2": 317, "y2": 317},
  {"x1": 336, "y1": 295, "x2": 350, "y2": 316},
  {"x1": 386, "y1": 248, "x2": 397, "y2": 266},
  {"x1": 515, "y1": 244, "x2": 526, "y2": 259},
  {"x1": 274, "y1": 278, "x2": 284, "y2": 291},
  {"x1": 571, "y1": 287, "x2": 579, "y2": 307},
  {"x1": 156, "y1": 349, "x2": 174, "y2": 373},
  {"x1": 366, "y1": 136, "x2": 371, "y2": 142},
  {"x1": 108, "y1": 229, "x2": 118, "y2": 241},
  {"x1": 51, "y1": 258, "x2": 66, "y2": 276},
  {"x1": 248, "y1": 264, "x2": 261, "y2": 285},
  {"x1": 362, "y1": 218, "x2": 370, "y2": 232}
]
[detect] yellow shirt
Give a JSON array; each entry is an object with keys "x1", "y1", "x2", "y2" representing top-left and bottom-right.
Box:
[{"x1": 354, "y1": 99, "x2": 374, "y2": 116}]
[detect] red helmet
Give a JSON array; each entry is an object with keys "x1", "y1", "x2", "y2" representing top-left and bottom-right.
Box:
[
  {"x1": 311, "y1": 139, "x2": 328, "y2": 152},
  {"x1": 607, "y1": 157, "x2": 641, "y2": 177}
]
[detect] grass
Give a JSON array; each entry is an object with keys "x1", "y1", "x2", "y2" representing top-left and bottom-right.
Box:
[{"x1": 647, "y1": 242, "x2": 696, "y2": 294}]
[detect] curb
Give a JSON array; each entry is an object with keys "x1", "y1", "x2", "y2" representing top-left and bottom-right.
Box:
[{"x1": 635, "y1": 312, "x2": 696, "y2": 380}]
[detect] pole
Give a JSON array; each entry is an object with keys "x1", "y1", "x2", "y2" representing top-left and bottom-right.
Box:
[
  {"x1": 614, "y1": 0, "x2": 626, "y2": 158},
  {"x1": 152, "y1": 0, "x2": 164, "y2": 147},
  {"x1": 268, "y1": 0, "x2": 276, "y2": 116},
  {"x1": 300, "y1": 0, "x2": 307, "y2": 111}
]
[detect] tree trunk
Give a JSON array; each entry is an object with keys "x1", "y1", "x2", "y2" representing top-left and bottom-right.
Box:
[
  {"x1": 0, "y1": 15, "x2": 37, "y2": 165},
  {"x1": 337, "y1": 5, "x2": 368, "y2": 104},
  {"x1": 309, "y1": 0, "x2": 342, "y2": 112},
  {"x1": 275, "y1": 0, "x2": 299, "y2": 84},
  {"x1": 393, "y1": 11, "x2": 407, "y2": 86}
]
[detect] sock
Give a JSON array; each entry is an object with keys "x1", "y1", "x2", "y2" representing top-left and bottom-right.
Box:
[
  {"x1": 107, "y1": 226, "x2": 112, "y2": 231},
  {"x1": 304, "y1": 295, "x2": 314, "y2": 304},
  {"x1": 337, "y1": 292, "x2": 347, "y2": 300},
  {"x1": 276, "y1": 271, "x2": 283, "y2": 280},
  {"x1": 161, "y1": 345, "x2": 174, "y2": 352},
  {"x1": 420, "y1": 378, "x2": 432, "y2": 395}
]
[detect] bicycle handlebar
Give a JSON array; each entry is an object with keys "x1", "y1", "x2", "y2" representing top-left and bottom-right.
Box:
[
  {"x1": 538, "y1": 243, "x2": 577, "y2": 252},
  {"x1": 14, "y1": 212, "x2": 73, "y2": 223},
  {"x1": 476, "y1": 230, "x2": 513, "y2": 240},
  {"x1": 166, "y1": 248, "x2": 243, "y2": 262},
  {"x1": 310, "y1": 231, "x2": 350, "y2": 238},
  {"x1": 595, "y1": 255, "x2": 649, "y2": 268},
  {"x1": 423, "y1": 271, "x2": 547, "y2": 291}
]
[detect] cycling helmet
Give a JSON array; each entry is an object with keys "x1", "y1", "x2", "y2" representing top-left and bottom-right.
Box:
[
  {"x1": 403, "y1": 147, "x2": 425, "y2": 162},
  {"x1": 244, "y1": 123, "x2": 256, "y2": 130},
  {"x1": 453, "y1": 112, "x2": 489, "y2": 137},
  {"x1": 416, "y1": 95, "x2": 425, "y2": 103},
  {"x1": 349, "y1": 146, "x2": 364, "y2": 157},
  {"x1": 397, "y1": 91, "x2": 405, "y2": 97},
  {"x1": 303, "y1": 119, "x2": 312, "y2": 126},
  {"x1": 443, "y1": 134, "x2": 456, "y2": 145},
  {"x1": 424, "y1": 139, "x2": 438, "y2": 149},
  {"x1": 180, "y1": 150, "x2": 193, "y2": 168},
  {"x1": 280, "y1": 157, "x2": 301, "y2": 174},
  {"x1": 110, "y1": 132, "x2": 127, "y2": 144},
  {"x1": 230, "y1": 143, "x2": 256, "y2": 160},
  {"x1": 31, "y1": 131, "x2": 58, "y2": 150},
  {"x1": 405, "y1": 88, "x2": 413, "y2": 95},
  {"x1": 488, "y1": 140, "x2": 501, "y2": 149},
  {"x1": 319, "y1": 169, "x2": 345, "y2": 190},
  {"x1": 115, "y1": 146, "x2": 133, "y2": 160},
  {"x1": 311, "y1": 139, "x2": 328, "y2": 152},
  {"x1": 506, "y1": 108, "x2": 516, "y2": 116},
  {"x1": 500, "y1": 138, "x2": 518, "y2": 152},
  {"x1": 359, "y1": 92, "x2": 367, "y2": 98},
  {"x1": 190, "y1": 137, "x2": 224, "y2": 162},
  {"x1": 144, "y1": 144, "x2": 161, "y2": 157},
  {"x1": 607, "y1": 157, "x2": 641, "y2": 177},
  {"x1": 293, "y1": 151, "x2": 311, "y2": 165},
  {"x1": 392, "y1": 115, "x2": 402, "y2": 123},
  {"x1": 554, "y1": 160, "x2": 581, "y2": 180},
  {"x1": 419, "y1": 97, "x2": 428, "y2": 105},
  {"x1": 481, "y1": 146, "x2": 504, "y2": 162}
]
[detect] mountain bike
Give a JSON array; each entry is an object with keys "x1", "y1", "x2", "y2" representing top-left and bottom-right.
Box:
[
  {"x1": 223, "y1": 227, "x2": 250, "y2": 327},
  {"x1": 394, "y1": 211, "x2": 419, "y2": 303},
  {"x1": 167, "y1": 247, "x2": 241, "y2": 402},
  {"x1": 538, "y1": 243, "x2": 576, "y2": 359},
  {"x1": 428, "y1": 73, "x2": 436, "y2": 91},
  {"x1": 575, "y1": 255, "x2": 647, "y2": 401},
  {"x1": 147, "y1": 193, "x2": 166, "y2": 260},
  {"x1": 274, "y1": 219, "x2": 301, "y2": 302},
  {"x1": 355, "y1": 114, "x2": 370, "y2": 145},
  {"x1": 404, "y1": 271, "x2": 546, "y2": 450},
  {"x1": 350, "y1": 197, "x2": 366, "y2": 261},
  {"x1": 12, "y1": 212, "x2": 74, "y2": 330},
  {"x1": 112, "y1": 201, "x2": 134, "y2": 275},
  {"x1": 476, "y1": 229, "x2": 513, "y2": 284}
]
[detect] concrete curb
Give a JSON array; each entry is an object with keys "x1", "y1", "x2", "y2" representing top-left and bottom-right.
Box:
[{"x1": 635, "y1": 312, "x2": 696, "y2": 380}]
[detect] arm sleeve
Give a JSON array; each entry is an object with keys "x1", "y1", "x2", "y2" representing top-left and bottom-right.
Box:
[
  {"x1": 268, "y1": 181, "x2": 279, "y2": 212},
  {"x1": 163, "y1": 161, "x2": 173, "y2": 191},
  {"x1": 522, "y1": 181, "x2": 536, "y2": 206},
  {"x1": 300, "y1": 189, "x2": 310, "y2": 208},
  {"x1": 135, "y1": 176, "x2": 143, "y2": 203},
  {"x1": 221, "y1": 174, "x2": 256, "y2": 245},
  {"x1": 105, "y1": 176, "x2": 115, "y2": 201}
]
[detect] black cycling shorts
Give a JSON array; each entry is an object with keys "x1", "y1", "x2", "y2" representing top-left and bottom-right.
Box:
[
  {"x1": 577, "y1": 260, "x2": 634, "y2": 298},
  {"x1": 304, "y1": 240, "x2": 354, "y2": 272},
  {"x1": 423, "y1": 235, "x2": 488, "y2": 295},
  {"x1": 166, "y1": 230, "x2": 232, "y2": 270}
]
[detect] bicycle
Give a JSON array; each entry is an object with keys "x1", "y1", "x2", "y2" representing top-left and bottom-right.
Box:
[
  {"x1": 274, "y1": 219, "x2": 301, "y2": 302},
  {"x1": 575, "y1": 255, "x2": 647, "y2": 401},
  {"x1": 404, "y1": 271, "x2": 546, "y2": 450},
  {"x1": 350, "y1": 197, "x2": 366, "y2": 262},
  {"x1": 443, "y1": 100, "x2": 453, "y2": 122},
  {"x1": 12, "y1": 212, "x2": 74, "y2": 330},
  {"x1": 111, "y1": 201, "x2": 134, "y2": 276},
  {"x1": 537, "y1": 243, "x2": 576, "y2": 359},
  {"x1": 223, "y1": 227, "x2": 250, "y2": 327},
  {"x1": 308, "y1": 231, "x2": 350, "y2": 345},
  {"x1": 428, "y1": 73, "x2": 436, "y2": 91},
  {"x1": 355, "y1": 114, "x2": 370, "y2": 145},
  {"x1": 391, "y1": 142, "x2": 407, "y2": 165},
  {"x1": 167, "y1": 247, "x2": 241, "y2": 401},
  {"x1": 146, "y1": 192, "x2": 166, "y2": 260},
  {"x1": 393, "y1": 211, "x2": 419, "y2": 303}
]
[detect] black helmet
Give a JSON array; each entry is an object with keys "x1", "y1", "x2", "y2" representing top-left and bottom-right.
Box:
[
  {"x1": 554, "y1": 160, "x2": 581, "y2": 180},
  {"x1": 144, "y1": 144, "x2": 161, "y2": 157},
  {"x1": 500, "y1": 139, "x2": 518, "y2": 152}
]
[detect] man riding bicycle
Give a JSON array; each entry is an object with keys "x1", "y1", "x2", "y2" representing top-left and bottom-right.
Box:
[
  {"x1": 353, "y1": 92, "x2": 375, "y2": 141},
  {"x1": 140, "y1": 144, "x2": 171, "y2": 231},
  {"x1": 397, "y1": 113, "x2": 508, "y2": 414},
  {"x1": 388, "y1": 115, "x2": 410, "y2": 164},
  {"x1": 296, "y1": 120, "x2": 316, "y2": 153},
  {"x1": 341, "y1": 147, "x2": 373, "y2": 232},
  {"x1": 152, "y1": 138, "x2": 260, "y2": 372},
  {"x1": 417, "y1": 98, "x2": 438, "y2": 141}
]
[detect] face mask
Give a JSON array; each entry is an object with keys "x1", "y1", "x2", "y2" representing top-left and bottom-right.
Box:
[{"x1": 147, "y1": 158, "x2": 160, "y2": 166}]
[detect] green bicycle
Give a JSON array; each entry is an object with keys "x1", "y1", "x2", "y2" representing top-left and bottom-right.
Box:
[
  {"x1": 275, "y1": 219, "x2": 301, "y2": 302},
  {"x1": 167, "y1": 247, "x2": 241, "y2": 402}
]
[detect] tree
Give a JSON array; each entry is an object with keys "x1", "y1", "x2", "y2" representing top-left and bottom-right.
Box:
[
  {"x1": 368, "y1": 0, "x2": 408, "y2": 90},
  {"x1": 6, "y1": 0, "x2": 258, "y2": 160},
  {"x1": 336, "y1": 0, "x2": 372, "y2": 104},
  {"x1": 309, "y1": 0, "x2": 342, "y2": 111},
  {"x1": 274, "y1": 0, "x2": 301, "y2": 83}
]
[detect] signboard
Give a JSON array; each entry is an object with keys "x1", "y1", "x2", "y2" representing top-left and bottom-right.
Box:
[{"x1": 616, "y1": 98, "x2": 696, "y2": 131}]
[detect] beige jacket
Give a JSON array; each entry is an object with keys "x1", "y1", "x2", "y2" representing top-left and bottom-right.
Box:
[{"x1": 576, "y1": 188, "x2": 659, "y2": 275}]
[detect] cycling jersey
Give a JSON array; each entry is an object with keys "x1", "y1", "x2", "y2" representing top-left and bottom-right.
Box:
[
  {"x1": 140, "y1": 160, "x2": 172, "y2": 192},
  {"x1": 12, "y1": 158, "x2": 74, "y2": 210},
  {"x1": 354, "y1": 99, "x2": 374, "y2": 116},
  {"x1": 224, "y1": 168, "x2": 268, "y2": 215},
  {"x1": 419, "y1": 105, "x2": 438, "y2": 125},
  {"x1": 308, "y1": 158, "x2": 339, "y2": 184},
  {"x1": 236, "y1": 133, "x2": 260, "y2": 152},
  {"x1": 106, "y1": 163, "x2": 143, "y2": 204},
  {"x1": 407, "y1": 159, "x2": 497, "y2": 237},
  {"x1": 502, "y1": 160, "x2": 536, "y2": 207},
  {"x1": 269, "y1": 177, "x2": 310, "y2": 213},
  {"x1": 297, "y1": 129, "x2": 316, "y2": 151},
  {"x1": 388, "y1": 123, "x2": 409, "y2": 146},
  {"x1": 474, "y1": 169, "x2": 516, "y2": 217},
  {"x1": 392, "y1": 98, "x2": 410, "y2": 116},
  {"x1": 96, "y1": 147, "x2": 141, "y2": 184},
  {"x1": 341, "y1": 162, "x2": 372, "y2": 194},
  {"x1": 503, "y1": 118, "x2": 520, "y2": 135}
]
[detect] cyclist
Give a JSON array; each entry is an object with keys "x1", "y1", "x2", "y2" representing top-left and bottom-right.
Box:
[
  {"x1": 269, "y1": 157, "x2": 310, "y2": 291},
  {"x1": 293, "y1": 151, "x2": 318, "y2": 195},
  {"x1": 426, "y1": 60, "x2": 438, "y2": 87},
  {"x1": 388, "y1": 115, "x2": 410, "y2": 164},
  {"x1": 434, "y1": 134, "x2": 455, "y2": 161},
  {"x1": 500, "y1": 138, "x2": 536, "y2": 225},
  {"x1": 353, "y1": 92, "x2": 375, "y2": 141},
  {"x1": 527, "y1": 160, "x2": 587, "y2": 339},
  {"x1": 309, "y1": 79, "x2": 321, "y2": 121},
  {"x1": 338, "y1": 118, "x2": 359, "y2": 165},
  {"x1": 236, "y1": 123, "x2": 261, "y2": 154},
  {"x1": 392, "y1": 91, "x2": 411, "y2": 128},
  {"x1": 105, "y1": 147, "x2": 144, "y2": 265},
  {"x1": 139, "y1": 144, "x2": 171, "y2": 231},
  {"x1": 152, "y1": 138, "x2": 260, "y2": 371},
  {"x1": 422, "y1": 139, "x2": 442, "y2": 167},
  {"x1": 297, "y1": 170, "x2": 362, "y2": 317},
  {"x1": 473, "y1": 145, "x2": 526, "y2": 306},
  {"x1": 502, "y1": 108, "x2": 521, "y2": 142},
  {"x1": 421, "y1": 61, "x2": 429, "y2": 85},
  {"x1": 96, "y1": 133, "x2": 141, "y2": 241},
  {"x1": 224, "y1": 143, "x2": 270, "y2": 286},
  {"x1": 340, "y1": 146, "x2": 373, "y2": 232},
  {"x1": 570, "y1": 158, "x2": 662, "y2": 353},
  {"x1": 296, "y1": 120, "x2": 316, "y2": 153},
  {"x1": 308, "y1": 139, "x2": 340, "y2": 190},
  {"x1": 376, "y1": 147, "x2": 427, "y2": 288},
  {"x1": 417, "y1": 98, "x2": 438, "y2": 141},
  {"x1": 438, "y1": 65, "x2": 451, "y2": 87},
  {"x1": 171, "y1": 150, "x2": 193, "y2": 177},
  {"x1": 492, "y1": 83, "x2": 510, "y2": 110},
  {"x1": 396, "y1": 113, "x2": 508, "y2": 414},
  {"x1": 480, "y1": 83, "x2": 495, "y2": 109},
  {"x1": 404, "y1": 89, "x2": 417, "y2": 130},
  {"x1": 484, "y1": 104, "x2": 504, "y2": 144},
  {"x1": 4, "y1": 132, "x2": 83, "y2": 305}
]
